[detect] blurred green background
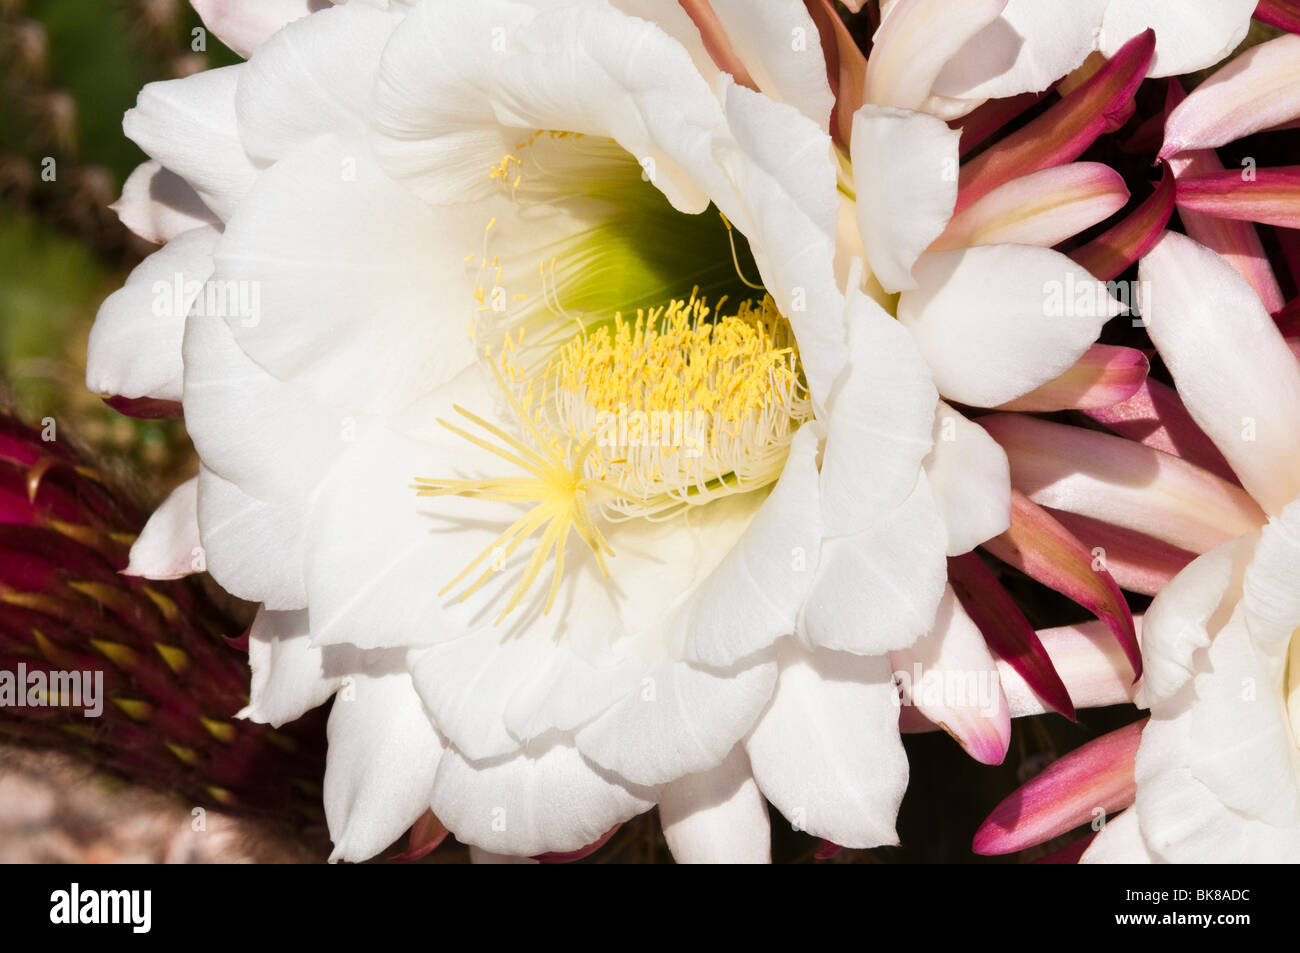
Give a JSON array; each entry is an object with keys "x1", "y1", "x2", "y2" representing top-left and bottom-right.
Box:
[{"x1": 1, "y1": 0, "x2": 240, "y2": 494}]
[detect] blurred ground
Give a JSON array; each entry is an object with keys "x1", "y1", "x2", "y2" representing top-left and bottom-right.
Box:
[{"x1": 0, "y1": 743, "x2": 326, "y2": 862}]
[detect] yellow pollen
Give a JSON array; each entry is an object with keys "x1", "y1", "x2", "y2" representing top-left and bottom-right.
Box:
[
  {"x1": 413, "y1": 292, "x2": 810, "y2": 622},
  {"x1": 555, "y1": 294, "x2": 797, "y2": 428}
]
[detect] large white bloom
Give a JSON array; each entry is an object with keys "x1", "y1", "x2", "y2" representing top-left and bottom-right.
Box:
[
  {"x1": 1082, "y1": 232, "x2": 1300, "y2": 863},
  {"x1": 90, "y1": 0, "x2": 1119, "y2": 861}
]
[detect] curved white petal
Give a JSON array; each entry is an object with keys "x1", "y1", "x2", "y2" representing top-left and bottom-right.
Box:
[
  {"x1": 235, "y1": 2, "x2": 400, "y2": 162},
  {"x1": 430, "y1": 737, "x2": 655, "y2": 857},
  {"x1": 1185, "y1": 612, "x2": 1300, "y2": 827},
  {"x1": 746, "y1": 642, "x2": 906, "y2": 849},
  {"x1": 372, "y1": 1, "x2": 727, "y2": 214},
  {"x1": 679, "y1": 423, "x2": 823, "y2": 668},
  {"x1": 195, "y1": 465, "x2": 309, "y2": 610},
  {"x1": 411, "y1": 633, "x2": 560, "y2": 762},
  {"x1": 660, "y1": 745, "x2": 770, "y2": 864},
  {"x1": 181, "y1": 313, "x2": 346, "y2": 504},
  {"x1": 1080, "y1": 808, "x2": 1156, "y2": 863},
  {"x1": 239, "y1": 607, "x2": 342, "y2": 728},
  {"x1": 1242, "y1": 499, "x2": 1300, "y2": 648},
  {"x1": 123, "y1": 66, "x2": 260, "y2": 221},
  {"x1": 212, "y1": 134, "x2": 477, "y2": 416},
  {"x1": 891, "y1": 585, "x2": 1009, "y2": 765},
  {"x1": 820, "y1": 284, "x2": 936, "y2": 536},
  {"x1": 1099, "y1": 0, "x2": 1254, "y2": 78},
  {"x1": 574, "y1": 654, "x2": 777, "y2": 788},
  {"x1": 87, "y1": 225, "x2": 218, "y2": 402},
  {"x1": 500, "y1": 638, "x2": 647, "y2": 744},
  {"x1": 192, "y1": 0, "x2": 324, "y2": 58},
  {"x1": 112, "y1": 161, "x2": 219, "y2": 245},
  {"x1": 801, "y1": 471, "x2": 947, "y2": 655},
  {"x1": 1134, "y1": 616, "x2": 1300, "y2": 862},
  {"x1": 325, "y1": 669, "x2": 443, "y2": 863},
  {"x1": 923, "y1": 403, "x2": 1010, "y2": 556},
  {"x1": 864, "y1": 0, "x2": 1009, "y2": 110},
  {"x1": 1140, "y1": 232, "x2": 1300, "y2": 516},
  {"x1": 715, "y1": 81, "x2": 845, "y2": 410},
  {"x1": 124, "y1": 476, "x2": 201, "y2": 580},
  {"x1": 897, "y1": 245, "x2": 1121, "y2": 408},
  {"x1": 1133, "y1": 537, "x2": 1244, "y2": 709},
  {"x1": 932, "y1": 0, "x2": 1106, "y2": 100},
  {"x1": 850, "y1": 105, "x2": 958, "y2": 294},
  {"x1": 708, "y1": 0, "x2": 833, "y2": 131}
]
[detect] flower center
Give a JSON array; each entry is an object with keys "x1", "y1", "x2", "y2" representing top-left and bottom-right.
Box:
[
  {"x1": 413, "y1": 297, "x2": 809, "y2": 622},
  {"x1": 412, "y1": 132, "x2": 807, "y2": 621}
]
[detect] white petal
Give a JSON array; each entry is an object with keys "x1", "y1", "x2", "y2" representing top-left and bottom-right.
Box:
[
  {"x1": 111, "y1": 161, "x2": 219, "y2": 245},
  {"x1": 430, "y1": 738, "x2": 655, "y2": 857},
  {"x1": 1242, "y1": 499, "x2": 1300, "y2": 648},
  {"x1": 191, "y1": 0, "x2": 323, "y2": 58},
  {"x1": 715, "y1": 81, "x2": 845, "y2": 410},
  {"x1": 890, "y1": 585, "x2": 1010, "y2": 765},
  {"x1": 1100, "y1": 0, "x2": 1254, "y2": 78},
  {"x1": 501, "y1": 644, "x2": 644, "y2": 744},
  {"x1": 707, "y1": 0, "x2": 834, "y2": 130},
  {"x1": 123, "y1": 65, "x2": 260, "y2": 221},
  {"x1": 924, "y1": 403, "x2": 1010, "y2": 555},
  {"x1": 211, "y1": 134, "x2": 477, "y2": 416},
  {"x1": 745, "y1": 642, "x2": 906, "y2": 848},
  {"x1": 679, "y1": 423, "x2": 823, "y2": 668},
  {"x1": 86, "y1": 225, "x2": 218, "y2": 402},
  {"x1": 326, "y1": 669, "x2": 443, "y2": 863},
  {"x1": 1184, "y1": 611, "x2": 1300, "y2": 828},
  {"x1": 801, "y1": 471, "x2": 947, "y2": 655},
  {"x1": 1080, "y1": 808, "x2": 1156, "y2": 863},
  {"x1": 181, "y1": 312, "x2": 345, "y2": 504},
  {"x1": 1134, "y1": 617, "x2": 1300, "y2": 862},
  {"x1": 850, "y1": 105, "x2": 959, "y2": 293},
  {"x1": 1140, "y1": 231, "x2": 1300, "y2": 516},
  {"x1": 897, "y1": 245, "x2": 1121, "y2": 408},
  {"x1": 373, "y1": 1, "x2": 726, "y2": 214},
  {"x1": 124, "y1": 476, "x2": 201, "y2": 579},
  {"x1": 411, "y1": 633, "x2": 557, "y2": 762},
  {"x1": 235, "y1": 2, "x2": 399, "y2": 161},
  {"x1": 660, "y1": 745, "x2": 770, "y2": 863},
  {"x1": 239, "y1": 607, "x2": 341, "y2": 728},
  {"x1": 574, "y1": 654, "x2": 777, "y2": 788},
  {"x1": 1134, "y1": 537, "x2": 1245, "y2": 709},
  {"x1": 819, "y1": 284, "x2": 936, "y2": 535},
  {"x1": 195, "y1": 465, "x2": 309, "y2": 610},
  {"x1": 864, "y1": 0, "x2": 1009, "y2": 110},
  {"x1": 932, "y1": 0, "x2": 1106, "y2": 100}
]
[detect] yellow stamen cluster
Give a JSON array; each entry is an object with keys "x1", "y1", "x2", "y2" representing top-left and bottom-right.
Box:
[
  {"x1": 543, "y1": 294, "x2": 810, "y2": 513},
  {"x1": 413, "y1": 293, "x2": 810, "y2": 622}
]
